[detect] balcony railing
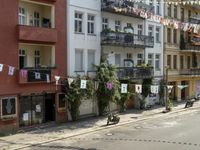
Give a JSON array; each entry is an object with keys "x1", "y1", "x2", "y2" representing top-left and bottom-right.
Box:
[
  {"x1": 180, "y1": 68, "x2": 200, "y2": 76},
  {"x1": 19, "y1": 68, "x2": 55, "y2": 83},
  {"x1": 180, "y1": 43, "x2": 200, "y2": 51},
  {"x1": 101, "y1": 0, "x2": 154, "y2": 18},
  {"x1": 117, "y1": 66, "x2": 154, "y2": 79},
  {"x1": 101, "y1": 31, "x2": 154, "y2": 48}
]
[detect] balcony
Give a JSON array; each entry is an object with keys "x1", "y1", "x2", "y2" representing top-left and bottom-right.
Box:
[
  {"x1": 19, "y1": 67, "x2": 58, "y2": 84},
  {"x1": 18, "y1": 25, "x2": 57, "y2": 43},
  {"x1": 117, "y1": 66, "x2": 154, "y2": 80},
  {"x1": 189, "y1": 15, "x2": 200, "y2": 24},
  {"x1": 101, "y1": 0, "x2": 154, "y2": 19},
  {"x1": 101, "y1": 31, "x2": 154, "y2": 48},
  {"x1": 180, "y1": 68, "x2": 200, "y2": 76}
]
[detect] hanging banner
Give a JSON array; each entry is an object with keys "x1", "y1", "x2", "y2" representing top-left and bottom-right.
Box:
[
  {"x1": 0, "y1": 64, "x2": 3, "y2": 72},
  {"x1": 94, "y1": 81, "x2": 99, "y2": 91},
  {"x1": 177, "y1": 85, "x2": 188, "y2": 90},
  {"x1": 80, "y1": 80, "x2": 87, "y2": 89},
  {"x1": 20, "y1": 69, "x2": 27, "y2": 78},
  {"x1": 121, "y1": 84, "x2": 128, "y2": 94},
  {"x1": 35, "y1": 72, "x2": 41, "y2": 79},
  {"x1": 68, "y1": 78, "x2": 74, "y2": 86},
  {"x1": 106, "y1": 82, "x2": 113, "y2": 90},
  {"x1": 54, "y1": 75, "x2": 60, "y2": 85},
  {"x1": 46, "y1": 74, "x2": 50, "y2": 83},
  {"x1": 167, "y1": 85, "x2": 174, "y2": 93},
  {"x1": 135, "y1": 84, "x2": 142, "y2": 94},
  {"x1": 8, "y1": 66, "x2": 15, "y2": 76},
  {"x1": 151, "y1": 85, "x2": 159, "y2": 94}
]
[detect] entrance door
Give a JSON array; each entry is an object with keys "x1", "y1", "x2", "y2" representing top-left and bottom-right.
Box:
[
  {"x1": 181, "y1": 81, "x2": 186, "y2": 100},
  {"x1": 45, "y1": 94, "x2": 55, "y2": 122}
]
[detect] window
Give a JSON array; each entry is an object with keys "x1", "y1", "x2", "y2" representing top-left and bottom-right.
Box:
[
  {"x1": 75, "y1": 49, "x2": 84, "y2": 71},
  {"x1": 88, "y1": 15, "x2": 95, "y2": 34},
  {"x1": 137, "y1": 53, "x2": 143, "y2": 65},
  {"x1": 187, "y1": 56, "x2": 191, "y2": 69},
  {"x1": 115, "y1": 20, "x2": 121, "y2": 31},
  {"x1": 1, "y1": 97, "x2": 16, "y2": 118},
  {"x1": 167, "y1": 4, "x2": 171, "y2": 17},
  {"x1": 19, "y1": 49, "x2": 26, "y2": 69},
  {"x1": 188, "y1": 10, "x2": 191, "y2": 20},
  {"x1": 149, "y1": 0, "x2": 153, "y2": 5},
  {"x1": 148, "y1": 25, "x2": 153, "y2": 37},
  {"x1": 173, "y1": 55, "x2": 177, "y2": 69},
  {"x1": 173, "y1": 29, "x2": 177, "y2": 44},
  {"x1": 148, "y1": 53, "x2": 154, "y2": 66},
  {"x1": 180, "y1": 55, "x2": 184, "y2": 69},
  {"x1": 156, "y1": 27, "x2": 160, "y2": 43},
  {"x1": 115, "y1": 54, "x2": 121, "y2": 67},
  {"x1": 167, "y1": 55, "x2": 171, "y2": 69},
  {"x1": 19, "y1": 7, "x2": 26, "y2": 25},
  {"x1": 174, "y1": 5, "x2": 177, "y2": 18},
  {"x1": 87, "y1": 50, "x2": 95, "y2": 71},
  {"x1": 181, "y1": 8, "x2": 185, "y2": 21},
  {"x1": 34, "y1": 50, "x2": 40, "y2": 67},
  {"x1": 33, "y1": 11, "x2": 40, "y2": 27},
  {"x1": 75, "y1": 12, "x2": 83, "y2": 33},
  {"x1": 167, "y1": 28, "x2": 171, "y2": 43},
  {"x1": 156, "y1": 0, "x2": 160, "y2": 15},
  {"x1": 58, "y1": 94, "x2": 66, "y2": 108},
  {"x1": 155, "y1": 54, "x2": 160, "y2": 70},
  {"x1": 138, "y1": 24, "x2": 143, "y2": 35},
  {"x1": 102, "y1": 18, "x2": 108, "y2": 30}
]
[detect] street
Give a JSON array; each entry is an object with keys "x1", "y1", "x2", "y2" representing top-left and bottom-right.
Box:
[{"x1": 19, "y1": 109, "x2": 200, "y2": 150}]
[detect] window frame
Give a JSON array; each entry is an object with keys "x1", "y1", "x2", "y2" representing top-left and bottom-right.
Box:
[
  {"x1": 19, "y1": 7, "x2": 26, "y2": 25},
  {"x1": 148, "y1": 53, "x2": 154, "y2": 66},
  {"x1": 137, "y1": 53, "x2": 144, "y2": 65},
  {"x1": 33, "y1": 11, "x2": 40, "y2": 27},
  {"x1": 74, "y1": 12, "x2": 83, "y2": 33},
  {"x1": 156, "y1": 26, "x2": 161, "y2": 43},
  {"x1": 75, "y1": 49, "x2": 84, "y2": 72},
  {"x1": 115, "y1": 20, "x2": 121, "y2": 32},
  {"x1": 34, "y1": 50, "x2": 40, "y2": 68},
  {"x1": 102, "y1": 18, "x2": 108, "y2": 30},
  {"x1": 173, "y1": 55, "x2": 177, "y2": 69},
  {"x1": 1, "y1": 97, "x2": 17, "y2": 119},
  {"x1": 87, "y1": 14, "x2": 95, "y2": 34},
  {"x1": 155, "y1": 54, "x2": 161, "y2": 70},
  {"x1": 87, "y1": 50, "x2": 95, "y2": 71}
]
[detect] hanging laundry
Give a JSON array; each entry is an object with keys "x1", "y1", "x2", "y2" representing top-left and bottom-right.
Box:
[
  {"x1": 135, "y1": 84, "x2": 142, "y2": 94},
  {"x1": 167, "y1": 85, "x2": 173, "y2": 93},
  {"x1": 8, "y1": 66, "x2": 15, "y2": 76},
  {"x1": 20, "y1": 69, "x2": 27, "y2": 78},
  {"x1": 151, "y1": 85, "x2": 159, "y2": 94},
  {"x1": 46, "y1": 74, "x2": 50, "y2": 83},
  {"x1": 0, "y1": 64, "x2": 3, "y2": 72},
  {"x1": 35, "y1": 72, "x2": 41, "y2": 79},
  {"x1": 80, "y1": 80, "x2": 87, "y2": 89},
  {"x1": 121, "y1": 84, "x2": 128, "y2": 94}
]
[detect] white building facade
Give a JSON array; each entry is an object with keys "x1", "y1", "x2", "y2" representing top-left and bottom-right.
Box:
[{"x1": 67, "y1": 0, "x2": 101, "y2": 77}]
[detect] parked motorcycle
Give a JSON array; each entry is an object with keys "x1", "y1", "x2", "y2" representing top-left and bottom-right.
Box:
[{"x1": 107, "y1": 113, "x2": 120, "y2": 125}]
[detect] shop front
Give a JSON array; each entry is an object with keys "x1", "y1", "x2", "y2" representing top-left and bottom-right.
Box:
[{"x1": 19, "y1": 93, "x2": 55, "y2": 127}]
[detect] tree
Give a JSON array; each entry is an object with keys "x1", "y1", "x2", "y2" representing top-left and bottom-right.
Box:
[
  {"x1": 141, "y1": 78, "x2": 153, "y2": 109},
  {"x1": 63, "y1": 76, "x2": 94, "y2": 121},
  {"x1": 96, "y1": 59, "x2": 121, "y2": 116}
]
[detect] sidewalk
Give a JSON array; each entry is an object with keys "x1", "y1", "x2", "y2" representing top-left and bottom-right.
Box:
[{"x1": 1, "y1": 100, "x2": 200, "y2": 150}]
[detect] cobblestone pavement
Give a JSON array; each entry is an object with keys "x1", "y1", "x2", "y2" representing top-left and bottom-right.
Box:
[{"x1": 0, "y1": 101, "x2": 200, "y2": 150}]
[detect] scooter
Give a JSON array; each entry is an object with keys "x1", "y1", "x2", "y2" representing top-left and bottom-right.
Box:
[{"x1": 107, "y1": 113, "x2": 120, "y2": 125}]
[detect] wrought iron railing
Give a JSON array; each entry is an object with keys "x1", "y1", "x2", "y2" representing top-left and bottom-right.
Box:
[
  {"x1": 180, "y1": 68, "x2": 200, "y2": 75},
  {"x1": 117, "y1": 66, "x2": 154, "y2": 79},
  {"x1": 101, "y1": 31, "x2": 154, "y2": 48},
  {"x1": 101, "y1": 0, "x2": 154, "y2": 18}
]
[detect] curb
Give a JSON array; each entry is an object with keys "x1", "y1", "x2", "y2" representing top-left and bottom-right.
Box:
[{"x1": 10, "y1": 105, "x2": 200, "y2": 150}]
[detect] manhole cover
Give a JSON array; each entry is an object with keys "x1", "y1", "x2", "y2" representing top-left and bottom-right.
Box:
[{"x1": 106, "y1": 133, "x2": 113, "y2": 136}]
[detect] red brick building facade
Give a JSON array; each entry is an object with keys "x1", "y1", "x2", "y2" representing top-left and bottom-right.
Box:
[{"x1": 0, "y1": 0, "x2": 67, "y2": 132}]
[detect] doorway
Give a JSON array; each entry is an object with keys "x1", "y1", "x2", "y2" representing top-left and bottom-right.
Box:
[{"x1": 45, "y1": 94, "x2": 55, "y2": 122}]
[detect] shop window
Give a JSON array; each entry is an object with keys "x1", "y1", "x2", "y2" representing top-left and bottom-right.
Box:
[
  {"x1": 1, "y1": 97, "x2": 17, "y2": 118},
  {"x1": 58, "y1": 94, "x2": 66, "y2": 108}
]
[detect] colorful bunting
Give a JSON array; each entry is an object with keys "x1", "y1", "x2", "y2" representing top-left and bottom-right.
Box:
[
  {"x1": 8, "y1": 66, "x2": 14, "y2": 76},
  {"x1": 121, "y1": 83, "x2": 128, "y2": 94},
  {"x1": 0, "y1": 64, "x2": 3, "y2": 72},
  {"x1": 80, "y1": 80, "x2": 87, "y2": 89},
  {"x1": 135, "y1": 84, "x2": 142, "y2": 94}
]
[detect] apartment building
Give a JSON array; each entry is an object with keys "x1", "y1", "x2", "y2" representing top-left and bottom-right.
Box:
[
  {"x1": 67, "y1": 0, "x2": 101, "y2": 116},
  {"x1": 164, "y1": 1, "x2": 200, "y2": 101},
  {"x1": 0, "y1": 0, "x2": 67, "y2": 132}
]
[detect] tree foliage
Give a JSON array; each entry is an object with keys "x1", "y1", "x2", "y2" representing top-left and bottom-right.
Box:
[{"x1": 96, "y1": 59, "x2": 121, "y2": 116}]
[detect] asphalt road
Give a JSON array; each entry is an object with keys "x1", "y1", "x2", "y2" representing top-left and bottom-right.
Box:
[{"x1": 21, "y1": 110, "x2": 200, "y2": 150}]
